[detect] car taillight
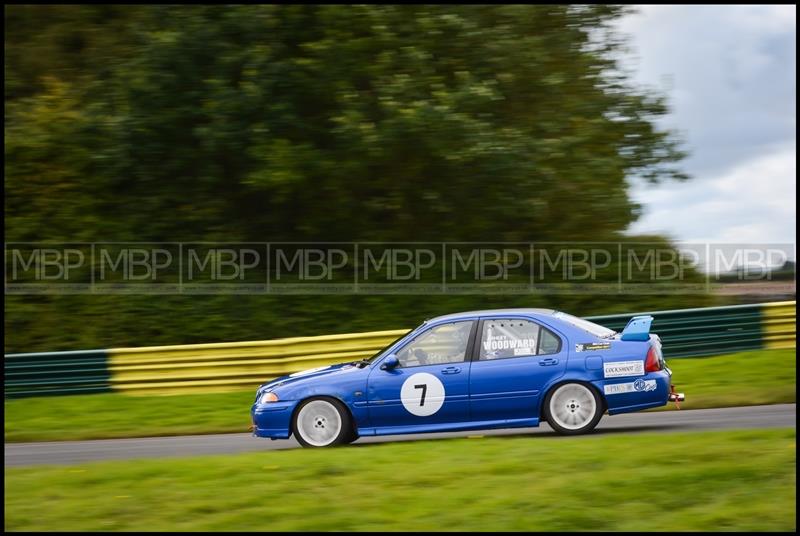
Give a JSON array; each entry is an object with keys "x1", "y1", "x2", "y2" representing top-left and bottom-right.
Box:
[{"x1": 645, "y1": 346, "x2": 662, "y2": 373}]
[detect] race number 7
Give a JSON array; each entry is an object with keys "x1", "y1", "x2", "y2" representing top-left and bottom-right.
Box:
[{"x1": 414, "y1": 384, "x2": 427, "y2": 406}]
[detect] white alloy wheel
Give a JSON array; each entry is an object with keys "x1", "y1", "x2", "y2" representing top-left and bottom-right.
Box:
[
  {"x1": 295, "y1": 399, "x2": 344, "y2": 447},
  {"x1": 547, "y1": 383, "x2": 601, "y2": 433}
]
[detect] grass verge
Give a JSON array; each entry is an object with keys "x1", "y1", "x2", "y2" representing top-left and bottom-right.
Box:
[
  {"x1": 649, "y1": 347, "x2": 796, "y2": 411},
  {"x1": 4, "y1": 348, "x2": 796, "y2": 442},
  {"x1": 4, "y1": 428, "x2": 796, "y2": 531}
]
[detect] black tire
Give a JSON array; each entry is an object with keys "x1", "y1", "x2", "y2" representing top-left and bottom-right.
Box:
[
  {"x1": 343, "y1": 425, "x2": 359, "y2": 445},
  {"x1": 543, "y1": 382, "x2": 603, "y2": 435},
  {"x1": 292, "y1": 397, "x2": 354, "y2": 448}
]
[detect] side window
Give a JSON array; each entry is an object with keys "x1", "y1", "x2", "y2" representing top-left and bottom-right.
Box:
[
  {"x1": 538, "y1": 327, "x2": 561, "y2": 355},
  {"x1": 480, "y1": 319, "x2": 541, "y2": 360},
  {"x1": 396, "y1": 321, "x2": 474, "y2": 368}
]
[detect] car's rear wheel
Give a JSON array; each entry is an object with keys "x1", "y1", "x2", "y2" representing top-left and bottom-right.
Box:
[
  {"x1": 544, "y1": 382, "x2": 603, "y2": 435},
  {"x1": 293, "y1": 397, "x2": 354, "y2": 448}
]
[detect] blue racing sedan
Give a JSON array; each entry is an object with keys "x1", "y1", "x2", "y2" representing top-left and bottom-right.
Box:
[{"x1": 251, "y1": 308, "x2": 684, "y2": 447}]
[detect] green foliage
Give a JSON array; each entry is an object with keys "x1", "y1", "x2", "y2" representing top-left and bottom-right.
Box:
[
  {"x1": 4, "y1": 6, "x2": 708, "y2": 353},
  {"x1": 5, "y1": 429, "x2": 796, "y2": 531},
  {"x1": 5, "y1": 348, "x2": 795, "y2": 442}
]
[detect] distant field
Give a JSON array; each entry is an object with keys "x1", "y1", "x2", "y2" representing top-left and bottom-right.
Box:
[
  {"x1": 4, "y1": 348, "x2": 796, "y2": 443},
  {"x1": 4, "y1": 429, "x2": 796, "y2": 531}
]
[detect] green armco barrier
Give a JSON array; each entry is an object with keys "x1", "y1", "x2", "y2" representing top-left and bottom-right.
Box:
[
  {"x1": 589, "y1": 303, "x2": 770, "y2": 358},
  {"x1": 4, "y1": 301, "x2": 795, "y2": 397},
  {"x1": 4, "y1": 349, "x2": 112, "y2": 398}
]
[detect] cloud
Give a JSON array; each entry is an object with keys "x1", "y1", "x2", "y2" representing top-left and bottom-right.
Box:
[
  {"x1": 617, "y1": 5, "x2": 796, "y2": 249},
  {"x1": 628, "y1": 141, "x2": 796, "y2": 244}
]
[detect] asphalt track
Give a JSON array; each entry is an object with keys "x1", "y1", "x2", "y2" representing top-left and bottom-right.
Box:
[{"x1": 5, "y1": 404, "x2": 795, "y2": 467}]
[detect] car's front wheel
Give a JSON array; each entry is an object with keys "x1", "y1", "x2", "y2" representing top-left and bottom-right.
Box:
[
  {"x1": 544, "y1": 382, "x2": 603, "y2": 435},
  {"x1": 293, "y1": 397, "x2": 355, "y2": 448}
]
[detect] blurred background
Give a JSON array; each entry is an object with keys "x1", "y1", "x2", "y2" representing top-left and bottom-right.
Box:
[{"x1": 6, "y1": 4, "x2": 794, "y2": 354}]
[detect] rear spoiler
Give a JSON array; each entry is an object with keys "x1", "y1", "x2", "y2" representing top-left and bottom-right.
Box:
[{"x1": 620, "y1": 315, "x2": 654, "y2": 341}]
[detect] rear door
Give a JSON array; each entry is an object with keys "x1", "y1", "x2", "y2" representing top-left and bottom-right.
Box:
[{"x1": 468, "y1": 316, "x2": 567, "y2": 422}]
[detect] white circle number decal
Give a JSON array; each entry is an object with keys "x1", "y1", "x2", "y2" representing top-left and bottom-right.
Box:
[{"x1": 400, "y1": 373, "x2": 445, "y2": 416}]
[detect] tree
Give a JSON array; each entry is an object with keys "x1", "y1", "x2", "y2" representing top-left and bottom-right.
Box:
[{"x1": 5, "y1": 5, "x2": 711, "y2": 353}]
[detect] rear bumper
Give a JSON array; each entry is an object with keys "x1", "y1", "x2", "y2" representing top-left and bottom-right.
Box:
[{"x1": 598, "y1": 369, "x2": 673, "y2": 415}]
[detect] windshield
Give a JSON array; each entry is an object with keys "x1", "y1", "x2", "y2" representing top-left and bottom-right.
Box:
[
  {"x1": 552, "y1": 311, "x2": 616, "y2": 339},
  {"x1": 360, "y1": 326, "x2": 417, "y2": 364}
]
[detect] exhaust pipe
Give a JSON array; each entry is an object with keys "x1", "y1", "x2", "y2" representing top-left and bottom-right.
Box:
[{"x1": 668, "y1": 384, "x2": 684, "y2": 409}]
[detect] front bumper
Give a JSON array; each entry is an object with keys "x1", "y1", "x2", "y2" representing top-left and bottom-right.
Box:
[{"x1": 250, "y1": 401, "x2": 297, "y2": 439}]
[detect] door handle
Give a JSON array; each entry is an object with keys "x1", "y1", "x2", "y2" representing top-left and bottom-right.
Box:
[
  {"x1": 539, "y1": 358, "x2": 559, "y2": 366},
  {"x1": 441, "y1": 366, "x2": 461, "y2": 374}
]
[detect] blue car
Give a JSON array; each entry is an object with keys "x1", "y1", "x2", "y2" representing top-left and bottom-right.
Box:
[{"x1": 251, "y1": 308, "x2": 684, "y2": 447}]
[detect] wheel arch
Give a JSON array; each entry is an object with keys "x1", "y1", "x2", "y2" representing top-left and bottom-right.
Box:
[
  {"x1": 289, "y1": 394, "x2": 358, "y2": 439},
  {"x1": 539, "y1": 379, "x2": 607, "y2": 421}
]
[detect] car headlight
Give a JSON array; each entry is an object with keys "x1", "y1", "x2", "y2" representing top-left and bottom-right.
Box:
[{"x1": 259, "y1": 391, "x2": 279, "y2": 404}]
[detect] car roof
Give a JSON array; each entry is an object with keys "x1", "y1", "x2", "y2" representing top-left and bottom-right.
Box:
[{"x1": 426, "y1": 308, "x2": 556, "y2": 323}]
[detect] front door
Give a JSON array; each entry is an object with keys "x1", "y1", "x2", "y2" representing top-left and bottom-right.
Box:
[{"x1": 367, "y1": 320, "x2": 476, "y2": 431}]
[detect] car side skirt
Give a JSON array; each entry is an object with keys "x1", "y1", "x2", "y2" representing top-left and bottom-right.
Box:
[{"x1": 359, "y1": 417, "x2": 540, "y2": 437}]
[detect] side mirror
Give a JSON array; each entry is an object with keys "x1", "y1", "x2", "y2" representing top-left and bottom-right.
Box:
[{"x1": 380, "y1": 354, "x2": 399, "y2": 371}]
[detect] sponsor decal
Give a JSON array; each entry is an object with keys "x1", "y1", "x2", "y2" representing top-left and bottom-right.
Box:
[
  {"x1": 483, "y1": 337, "x2": 537, "y2": 351},
  {"x1": 604, "y1": 379, "x2": 657, "y2": 395},
  {"x1": 603, "y1": 360, "x2": 645, "y2": 378},
  {"x1": 575, "y1": 342, "x2": 611, "y2": 352},
  {"x1": 633, "y1": 378, "x2": 656, "y2": 392},
  {"x1": 400, "y1": 372, "x2": 445, "y2": 416},
  {"x1": 482, "y1": 332, "x2": 538, "y2": 359}
]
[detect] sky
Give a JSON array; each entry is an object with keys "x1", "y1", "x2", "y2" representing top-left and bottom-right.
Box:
[{"x1": 617, "y1": 5, "x2": 796, "y2": 249}]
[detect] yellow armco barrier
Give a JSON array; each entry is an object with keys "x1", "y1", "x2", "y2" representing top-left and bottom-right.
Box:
[
  {"x1": 104, "y1": 300, "x2": 796, "y2": 396},
  {"x1": 108, "y1": 329, "x2": 409, "y2": 395},
  {"x1": 762, "y1": 301, "x2": 797, "y2": 350}
]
